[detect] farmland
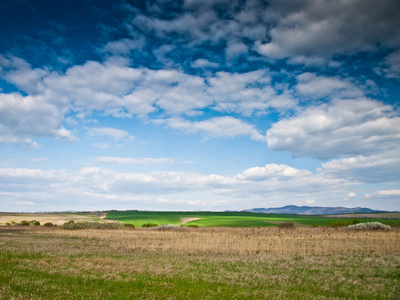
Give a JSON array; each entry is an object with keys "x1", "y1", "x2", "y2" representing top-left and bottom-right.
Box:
[{"x1": 106, "y1": 210, "x2": 400, "y2": 227}]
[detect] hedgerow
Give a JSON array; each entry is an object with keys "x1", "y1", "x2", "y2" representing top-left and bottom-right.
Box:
[{"x1": 63, "y1": 221, "x2": 123, "y2": 230}]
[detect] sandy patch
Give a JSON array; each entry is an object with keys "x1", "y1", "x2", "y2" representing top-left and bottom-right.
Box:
[{"x1": 180, "y1": 217, "x2": 202, "y2": 224}]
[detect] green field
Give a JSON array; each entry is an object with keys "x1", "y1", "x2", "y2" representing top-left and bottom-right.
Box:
[{"x1": 106, "y1": 211, "x2": 400, "y2": 227}]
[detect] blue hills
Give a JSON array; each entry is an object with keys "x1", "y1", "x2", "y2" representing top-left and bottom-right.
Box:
[{"x1": 241, "y1": 205, "x2": 387, "y2": 215}]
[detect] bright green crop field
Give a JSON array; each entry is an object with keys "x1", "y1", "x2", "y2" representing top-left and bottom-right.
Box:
[{"x1": 106, "y1": 211, "x2": 400, "y2": 227}]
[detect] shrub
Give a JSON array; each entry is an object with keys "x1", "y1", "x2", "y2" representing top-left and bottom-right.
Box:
[
  {"x1": 43, "y1": 222, "x2": 54, "y2": 227},
  {"x1": 19, "y1": 220, "x2": 30, "y2": 226},
  {"x1": 156, "y1": 224, "x2": 184, "y2": 230},
  {"x1": 278, "y1": 222, "x2": 295, "y2": 229},
  {"x1": 33, "y1": 221, "x2": 40, "y2": 226},
  {"x1": 187, "y1": 224, "x2": 199, "y2": 228},
  {"x1": 123, "y1": 223, "x2": 135, "y2": 229},
  {"x1": 63, "y1": 221, "x2": 123, "y2": 230},
  {"x1": 6, "y1": 222, "x2": 11, "y2": 226},
  {"x1": 29, "y1": 220, "x2": 39, "y2": 225},
  {"x1": 347, "y1": 222, "x2": 391, "y2": 231},
  {"x1": 312, "y1": 224, "x2": 320, "y2": 228},
  {"x1": 142, "y1": 223, "x2": 158, "y2": 228}
]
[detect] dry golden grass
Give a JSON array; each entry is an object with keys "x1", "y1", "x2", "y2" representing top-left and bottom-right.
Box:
[{"x1": 10, "y1": 226, "x2": 398, "y2": 257}]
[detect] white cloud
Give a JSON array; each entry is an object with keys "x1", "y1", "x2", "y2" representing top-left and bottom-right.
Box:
[
  {"x1": 0, "y1": 53, "x2": 301, "y2": 148},
  {"x1": 101, "y1": 38, "x2": 145, "y2": 56},
  {"x1": 209, "y1": 71, "x2": 297, "y2": 116},
  {"x1": 236, "y1": 164, "x2": 311, "y2": 181},
  {"x1": 159, "y1": 116, "x2": 265, "y2": 141},
  {"x1": 94, "y1": 157, "x2": 176, "y2": 165},
  {"x1": 319, "y1": 150, "x2": 400, "y2": 183},
  {"x1": 0, "y1": 163, "x2": 355, "y2": 211},
  {"x1": 191, "y1": 59, "x2": 219, "y2": 69},
  {"x1": 86, "y1": 127, "x2": 134, "y2": 149},
  {"x1": 382, "y1": 50, "x2": 400, "y2": 78},
  {"x1": 266, "y1": 98, "x2": 400, "y2": 159},
  {"x1": 30, "y1": 158, "x2": 48, "y2": 163},
  {"x1": 365, "y1": 190, "x2": 400, "y2": 198},
  {"x1": 0, "y1": 93, "x2": 73, "y2": 147},
  {"x1": 295, "y1": 73, "x2": 364, "y2": 99}
]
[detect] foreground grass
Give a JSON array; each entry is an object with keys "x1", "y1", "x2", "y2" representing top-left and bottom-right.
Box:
[
  {"x1": 1, "y1": 226, "x2": 399, "y2": 299},
  {"x1": 106, "y1": 210, "x2": 400, "y2": 227}
]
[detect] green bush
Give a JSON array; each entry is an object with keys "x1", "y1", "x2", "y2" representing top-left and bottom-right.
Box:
[
  {"x1": 123, "y1": 223, "x2": 135, "y2": 229},
  {"x1": 19, "y1": 220, "x2": 30, "y2": 226},
  {"x1": 278, "y1": 222, "x2": 295, "y2": 229},
  {"x1": 43, "y1": 222, "x2": 54, "y2": 227},
  {"x1": 142, "y1": 223, "x2": 158, "y2": 228},
  {"x1": 187, "y1": 224, "x2": 199, "y2": 228}
]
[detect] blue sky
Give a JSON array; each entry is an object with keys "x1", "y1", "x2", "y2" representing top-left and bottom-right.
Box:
[{"x1": 0, "y1": 0, "x2": 399, "y2": 212}]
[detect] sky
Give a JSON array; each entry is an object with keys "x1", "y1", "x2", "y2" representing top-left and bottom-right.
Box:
[{"x1": 0, "y1": 0, "x2": 399, "y2": 212}]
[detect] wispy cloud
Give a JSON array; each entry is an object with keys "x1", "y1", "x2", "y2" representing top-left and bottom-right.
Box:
[{"x1": 94, "y1": 157, "x2": 176, "y2": 165}]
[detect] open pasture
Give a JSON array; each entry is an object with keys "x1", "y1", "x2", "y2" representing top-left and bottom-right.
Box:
[
  {"x1": 106, "y1": 210, "x2": 400, "y2": 227},
  {"x1": 0, "y1": 226, "x2": 399, "y2": 299}
]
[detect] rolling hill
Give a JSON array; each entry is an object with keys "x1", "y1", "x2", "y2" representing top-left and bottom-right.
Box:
[{"x1": 242, "y1": 205, "x2": 387, "y2": 215}]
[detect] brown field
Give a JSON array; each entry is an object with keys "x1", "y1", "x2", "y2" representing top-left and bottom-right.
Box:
[
  {"x1": 15, "y1": 226, "x2": 398, "y2": 257},
  {"x1": 0, "y1": 212, "x2": 107, "y2": 226},
  {"x1": 1, "y1": 226, "x2": 399, "y2": 299}
]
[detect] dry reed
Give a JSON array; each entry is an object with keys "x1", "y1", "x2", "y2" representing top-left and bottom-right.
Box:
[{"x1": 20, "y1": 226, "x2": 400, "y2": 258}]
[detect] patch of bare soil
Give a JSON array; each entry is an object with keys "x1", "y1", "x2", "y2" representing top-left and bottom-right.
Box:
[{"x1": 180, "y1": 217, "x2": 202, "y2": 224}]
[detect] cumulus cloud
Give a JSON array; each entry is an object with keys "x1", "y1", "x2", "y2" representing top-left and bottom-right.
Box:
[
  {"x1": 1, "y1": 54, "x2": 292, "y2": 147},
  {"x1": 0, "y1": 92, "x2": 74, "y2": 147},
  {"x1": 295, "y1": 73, "x2": 364, "y2": 100},
  {"x1": 266, "y1": 98, "x2": 400, "y2": 159},
  {"x1": 236, "y1": 164, "x2": 311, "y2": 181},
  {"x1": 0, "y1": 163, "x2": 354, "y2": 211},
  {"x1": 256, "y1": 0, "x2": 400, "y2": 62},
  {"x1": 319, "y1": 150, "x2": 400, "y2": 183},
  {"x1": 209, "y1": 71, "x2": 296, "y2": 115}
]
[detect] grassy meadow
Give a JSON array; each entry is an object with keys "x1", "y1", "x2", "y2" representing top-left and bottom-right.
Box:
[
  {"x1": 0, "y1": 225, "x2": 399, "y2": 299},
  {"x1": 1, "y1": 211, "x2": 399, "y2": 299},
  {"x1": 105, "y1": 210, "x2": 400, "y2": 228}
]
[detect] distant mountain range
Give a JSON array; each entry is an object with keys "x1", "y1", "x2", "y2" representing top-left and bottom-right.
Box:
[{"x1": 240, "y1": 205, "x2": 387, "y2": 215}]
